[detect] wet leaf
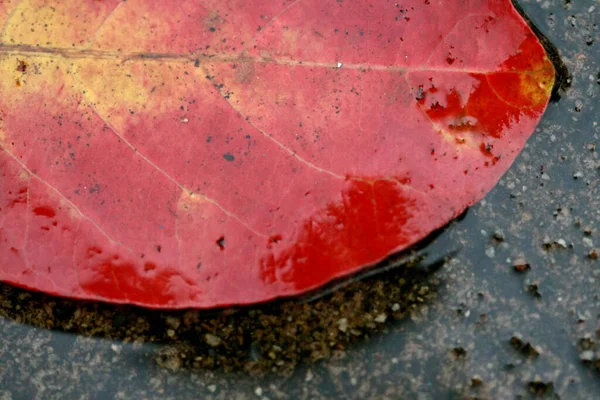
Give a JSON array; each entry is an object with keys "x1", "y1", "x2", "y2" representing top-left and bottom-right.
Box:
[{"x1": 0, "y1": 0, "x2": 554, "y2": 308}]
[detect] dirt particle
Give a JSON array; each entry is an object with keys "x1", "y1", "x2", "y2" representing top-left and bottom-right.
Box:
[
  {"x1": 451, "y1": 347, "x2": 467, "y2": 358},
  {"x1": 493, "y1": 230, "x2": 505, "y2": 242},
  {"x1": 527, "y1": 381, "x2": 555, "y2": 396},
  {"x1": 471, "y1": 376, "x2": 484, "y2": 387},
  {"x1": 510, "y1": 335, "x2": 540, "y2": 357},
  {"x1": 16, "y1": 59, "x2": 28, "y2": 73},
  {"x1": 223, "y1": 153, "x2": 235, "y2": 162},
  {"x1": 374, "y1": 313, "x2": 388, "y2": 323},
  {"x1": 205, "y1": 333, "x2": 222, "y2": 347},
  {"x1": 513, "y1": 259, "x2": 531, "y2": 272},
  {"x1": 580, "y1": 350, "x2": 595, "y2": 363},
  {"x1": 527, "y1": 284, "x2": 542, "y2": 298}
]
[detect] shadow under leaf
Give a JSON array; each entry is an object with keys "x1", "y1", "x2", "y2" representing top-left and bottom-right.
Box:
[{"x1": 0, "y1": 236, "x2": 450, "y2": 376}]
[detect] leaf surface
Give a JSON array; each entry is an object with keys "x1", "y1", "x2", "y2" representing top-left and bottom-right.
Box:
[{"x1": 0, "y1": 0, "x2": 554, "y2": 308}]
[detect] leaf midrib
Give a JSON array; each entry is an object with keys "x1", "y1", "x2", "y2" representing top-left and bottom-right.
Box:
[{"x1": 0, "y1": 43, "x2": 551, "y2": 76}]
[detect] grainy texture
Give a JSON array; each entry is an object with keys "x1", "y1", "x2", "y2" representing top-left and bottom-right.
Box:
[{"x1": 0, "y1": 0, "x2": 599, "y2": 399}]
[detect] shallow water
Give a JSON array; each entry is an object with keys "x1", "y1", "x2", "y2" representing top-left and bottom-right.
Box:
[{"x1": 1, "y1": 0, "x2": 599, "y2": 398}]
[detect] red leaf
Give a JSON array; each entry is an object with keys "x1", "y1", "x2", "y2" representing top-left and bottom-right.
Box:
[{"x1": 0, "y1": 0, "x2": 554, "y2": 308}]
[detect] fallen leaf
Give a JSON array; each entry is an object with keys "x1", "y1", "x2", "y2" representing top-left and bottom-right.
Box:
[{"x1": 0, "y1": 0, "x2": 554, "y2": 308}]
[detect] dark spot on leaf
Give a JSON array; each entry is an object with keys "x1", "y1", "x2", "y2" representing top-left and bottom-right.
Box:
[
  {"x1": 16, "y1": 59, "x2": 28, "y2": 73},
  {"x1": 415, "y1": 85, "x2": 424, "y2": 100},
  {"x1": 223, "y1": 153, "x2": 235, "y2": 162},
  {"x1": 87, "y1": 247, "x2": 103, "y2": 258},
  {"x1": 89, "y1": 184, "x2": 101, "y2": 194},
  {"x1": 144, "y1": 262, "x2": 157, "y2": 272},
  {"x1": 33, "y1": 206, "x2": 56, "y2": 218},
  {"x1": 216, "y1": 236, "x2": 225, "y2": 250},
  {"x1": 269, "y1": 234, "x2": 283, "y2": 247}
]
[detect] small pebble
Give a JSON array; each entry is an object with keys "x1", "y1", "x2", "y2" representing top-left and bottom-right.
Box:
[
  {"x1": 510, "y1": 335, "x2": 540, "y2": 357},
  {"x1": 471, "y1": 376, "x2": 484, "y2": 387},
  {"x1": 513, "y1": 259, "x2": 531, "y2": 272},
  {"x1": 337, "y1": 318, "x2": 349, "y2": 333},
  {"x1": 452, "y1": 347, "x2": 467, "y2": 358},
  {"x1": 305, "y1": 370, "x2": 314, "y2": 382},
  {"x1": 375, "y1": 313, "x2": 388, "y2": 323},
  {"x1": 543, "y1": 237, "x2": 553, "y2": 248},
  {"x1": 205, "y1": 333, "x2": 222, "y2": 347},
  {"x1": 493, "y1": 230, "x2": 505, "y2": 242},
  {"x1": 528, "y1": 284, "x2": 541, "y2": 298},
  {"x1": 580, "y1": 350, "x2": 595, "y2": 362},
  {"x1": 166, "y1": 316, "x2": 181, "y2": 330}
]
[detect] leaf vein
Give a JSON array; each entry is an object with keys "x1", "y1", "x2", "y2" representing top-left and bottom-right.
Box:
[
  {"x1": 0, "y1": 43, "x2": 547, "y2": 75},
  {"x1": 241, "y1": 0, "x2": 304, "y2": 53},
  {"x1": 0, "y1": 0, "x2": 25, "y2": 39},
  {"x1": 70, "y1": 70, "x2": 268, "y2": 239},
  {"x1": 0, "y1": 142, "x2": 131, "y2": 250},
  {"x1": 424, "y1": 13, "x2": 494, "y2": 66},
  {"x1": 86, "y1": 0, "x2": 127, "y2": 48},
  {"x1": 202, "y1": 64, "x2": 344, "y2": 180}
]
